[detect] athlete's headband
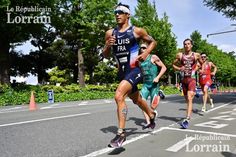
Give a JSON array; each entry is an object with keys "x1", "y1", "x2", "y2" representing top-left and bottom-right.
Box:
[{"x1": 115, "y1": 5, "x2": 130, "y2": 14}]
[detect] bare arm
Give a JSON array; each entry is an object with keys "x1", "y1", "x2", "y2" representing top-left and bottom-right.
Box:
[
  {"x1": 210, "y1": 62, "x2": 217, "y2": 75},
  {"x1": 102, "y1": 29, "x2": 115, "y2": 58},
  {"x1": 152, "y1": 55, "x2": 167, "y2": 83},
  {"x1": 134, "y1": 27, "x2": 157, "y2": 61},
  {"x1": 195, "y1": 53, "x2": 203, "y2": 65},
  {"x1": 172, "y1": 53, "x2": 183, "y2": 71}
]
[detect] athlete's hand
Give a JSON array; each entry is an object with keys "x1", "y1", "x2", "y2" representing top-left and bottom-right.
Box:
[
  {"x1": 211, "y1": 72, "x2": 215, "y2": 76},
  {"x1": 106, "y1": 35, "x2": 116, "y2": 47},
  {"x1": 153, "y1": 77, "x2": 159, "y2": 83},
  {"x1": 179, "y1": 66, "x2": 185, "y2": 71},
  {"x1": 137, "y1": 52, "x2": 148, "y2": 62},
  {"x1": 199, "y1": 70, "x2": 203, "y2": 74}
]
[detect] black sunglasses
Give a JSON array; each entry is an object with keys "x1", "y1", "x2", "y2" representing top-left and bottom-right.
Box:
[
  {"x1": 114, "y1": 10, "x2": 125, "y2": 15},
  {"x1": 201, "y1": 56, "x2": 206, "y2": 58},
  {"x1": 140, "y1": 47, "x2": 147, "y2": 49}
]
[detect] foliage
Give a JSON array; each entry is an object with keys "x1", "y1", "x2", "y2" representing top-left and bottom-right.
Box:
[
  {"x1": 0, "y1": 0, "x2": 57, "y2": 84},
  {"x1": 93, "y1": 62, "x2": 118, "y2": 84},
  {"x1": 190, "y1": 31, "x2": 236, "y2": 86},
  {"x1": 203, "y1": 0, "x2": 236, "y2": 20},
  {"x1": 0, "y1": 83, "x2": 181, "y2": 106},
  {"x1": 48, "y1": 66, "x2": 70, "y2": 85},
  {"x1": 131, "y1": 0, "x2": 177, "y2": 81}
]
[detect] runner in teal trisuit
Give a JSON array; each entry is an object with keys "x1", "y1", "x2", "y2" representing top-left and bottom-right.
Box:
[{"x1": 139, "y1": 43, "x2": 167, "y2": 129}]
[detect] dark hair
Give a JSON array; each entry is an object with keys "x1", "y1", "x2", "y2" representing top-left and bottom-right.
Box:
[
  {"x1": 116, "y1": 3, "x2": 130, "y2": 9},
  {"x1": 183, "y1": 38, "x2": 193, "y2": 45},
  {"x1": 200, "y1": 52, "x2": 206, "y2": 56}
]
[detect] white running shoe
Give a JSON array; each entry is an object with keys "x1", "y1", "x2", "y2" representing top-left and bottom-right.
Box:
[
  {"x1": 154, "y1": 110, "x2": 158, "y2": 118},
  {"x1": 210, "y1": 99, "x2": 214, "y2": 108},
  {"x1": 201, "y1": 106, "x2": 206, "y2": 112}
]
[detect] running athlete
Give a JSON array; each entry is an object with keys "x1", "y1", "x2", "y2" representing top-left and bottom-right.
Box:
[
  {"x1": 199, "y1": 53, "x2": 217, "y2": 112},
  {"x1": 102, "y1": 3, "x2": 157, "y2": 148},
  {"x1": 172, "y1": 38, "x2": 202, "y2": 129},
  {"x1": 139, "y1": 43, "x2": 167, "y2": 129}
]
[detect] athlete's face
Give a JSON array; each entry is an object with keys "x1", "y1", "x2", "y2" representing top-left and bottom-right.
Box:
[
  {"x1": 139, "y1": 46, "x2": 147, "y2": 54},
  {"x1": 201, "y1": 54, "x2": 207, "y2": 62},
  {"x1": 114, "y1": 10, "x2": 129, "y2": 24},
  {"x1": 183, "y1": 40, "x2": 192, "y2": 52}
]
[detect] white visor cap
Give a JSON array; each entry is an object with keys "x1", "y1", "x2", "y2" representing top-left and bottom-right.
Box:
[{"x1": 115, "y1": 5, "x2": 130, "y2": 14}]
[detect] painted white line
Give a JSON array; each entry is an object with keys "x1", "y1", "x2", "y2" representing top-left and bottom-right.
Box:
[
  {"x1": 164, "y1": 127, "x2": 236, "y2": 138},
  {"x1": 0, "y1": 112, "x2": 90, "y2": 128},
  {"x1": 104, "y1": 100, "x2": 112, "y2": 103},
  {"x1": 166, "y1": 136, "x2": 195, "y2": 152},
  {"x1": 206, "y1": 100, "x2": 236, "y2": 113},
  {"x1": 81, "y1": 127, "x2": 166, "y2": 157},
  {"x1": 0, "y1": 106, "x2": 22, "y2": 112},
  {"x1": 82, "y1": 100, "x2": 236, "y2": 156},
  {"x1": 161, "y1": 101, "x2": 169, "y2": 104},
  {"x1": 78, "y1": 101, "x2": 88, "y2": 106},
  {"x1": 41, "y1": 103, "x2": 60, "y2": 109}
]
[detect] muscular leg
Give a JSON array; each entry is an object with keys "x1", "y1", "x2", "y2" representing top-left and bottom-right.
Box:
[
  {"x1": 129, "y1": 91, "x2": 155, "y2": 120},
  {"x1": 143, "y1": 95, "x2": 160, "y2": 124},
  {"x1": 202, "y1": 85, "x2": 208, "y2": 110},
  {"x1": 186, "y1": 91, "x2": 195, "y2": 118},
  {"x1": 114, "y1": 80, "x2": 131, "y2": 129}
]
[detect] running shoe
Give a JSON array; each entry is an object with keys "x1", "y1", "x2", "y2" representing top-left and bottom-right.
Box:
[
  {"x1": 201, "y1": 106, "x2": 206, "y2": 112},
  {"x1": 210, "y1": 99, "x2": 214, "y2": 108},
  {"x1": 142, "y1": 123, "x2": 150, "y2": 130},
  {"x1": 154, "y1": 110, "x2": 158, "y2": 118},
  {"x1": 159, "y1": 90, "x2": 165, "y2": 99},
  {"x1": 180, "y1": 118, "x2": 189, "y2": 129},
  {"x1": 108, "y1": 133, "x2": 126, "y2": 148},
  {"x1": 145, "y1": 112, "x2": 157, "y2": 129}
]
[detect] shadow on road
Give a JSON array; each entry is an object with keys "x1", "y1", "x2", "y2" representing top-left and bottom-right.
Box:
[
  {"x1": 100, "y1": 126, "x2": 118, "y2": 134},
  {"x1": 179, "y1": 108, "x2": 204, "y2": 116},
  {"x1": 108, "y1": 147, "x2": 126, "y2": 155},
  {"x1": 127, "y1": 117, "x2": 146, "y2": 127},
  {"x1": 158, "y1": 115, "x2": 182, "y2": 123},
  {"x1": 221, "y1": 151, "x2": 236, "y2": 157}
]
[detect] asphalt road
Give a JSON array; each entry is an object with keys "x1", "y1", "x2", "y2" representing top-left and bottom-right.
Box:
[{"x1": 0, "y1": 92, "x2": 235, "y2": 157}]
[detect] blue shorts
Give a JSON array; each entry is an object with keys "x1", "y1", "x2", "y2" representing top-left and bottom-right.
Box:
[{"x1": 118, "y1": 67, "x2": 143, "y2": 93}]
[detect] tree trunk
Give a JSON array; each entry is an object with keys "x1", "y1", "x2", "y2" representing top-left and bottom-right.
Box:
[
  {"x1": 78, "y1": 47, "x2": 85, "y2": 87},
  {"x1": 168, "y1": 74, "x2": 172, "y2": 85},
  {"x1": 0, "y1": 41, "x2": 10, "y2": 84}
]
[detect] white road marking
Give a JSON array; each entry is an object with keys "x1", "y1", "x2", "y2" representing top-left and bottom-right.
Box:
[
  {"x1": 166, "y1": 136, "x2": 195, "y2": 152},
  {"x1": 0, "y1": 112, "x2": 90, "y2": 128},
  {"x1": 205, "y1": 100, "x2": 236, "y2": 113},
  {"x1": 104, "y1": 100, "x2": 112, "y2": 103},
  {"x1": 164, "y1": 127, "x2": 236, "y2": 138},
  {"x1": 0, "y1": 106, "x2": 22, "y2": 112},
  {"x1": 41, "y1": 103, "x2": 60, "y2": 109},
  {"x1": 194, "y1": 120, "x2": 229, "y2": 129},
  {"x1": 81, "y1": 127, "x2": 166, "y2": 157},
  {"x1": 210, "y1": 115, "x2": 236, "y2": 121},
  {"x1": 81, "y1": 99, "x2": 236, "y2": 156},
  {"x1": 78, "y1": 101, "x2": 88, "y2": 106}
]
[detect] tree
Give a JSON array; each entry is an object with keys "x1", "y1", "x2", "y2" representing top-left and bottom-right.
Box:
[
  {"x1": 131, "y1": 0, "x2": 177, "y2": 84},
  {"x1": 190, "y1": 31, "x2": 236, "y2": 86},
  {"x1": 190, "y1": 30, "x2": 202, "y2": 52},
  {"x1": 45, "y1": 0, "x2": 117, "y2": 86},
  {"x1": 48, "y1": 66, "x2": 69, "y2": 85},
  {"x1": 74, "y1": 0, "x2": 117, "y2": 84},
  {"x1": 0, "y1": 0, "x2": 56, "y2": 84},
  {"x1": 203, "y1": 0, "x2": 236, "y2": 20}
]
